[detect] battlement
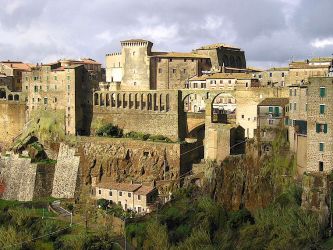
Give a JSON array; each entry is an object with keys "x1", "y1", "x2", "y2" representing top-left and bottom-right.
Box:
[
  {"x1": 106, "y1": 52, "x2": 122, "y2": 56},
  {"x1": 120, "y1": 39, "x2": 153, "y2": 47}
]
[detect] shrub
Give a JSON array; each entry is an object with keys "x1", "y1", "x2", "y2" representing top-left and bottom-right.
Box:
[
  {"x1": 96, "y1": 124, "x2": 123, "y2": 137},
  {"x1": 97, "y1": 199, "x2": 109, "y2": 210}
]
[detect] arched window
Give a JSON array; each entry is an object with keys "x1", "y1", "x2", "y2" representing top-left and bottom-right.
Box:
[
  {"x1": 8, "y1": 94, "x2": 13, "y2": 101},
  {"x1": 111, "y1": 93, "x2": 116, "y2": 107},
  {"x1": 94, "y1": 93, "x2": 99, "y2": 105},
  {"x1": 230, "y1": 56, "x2": 236, "y2": 67},
  {"x1": 166, "y1": 94, "x2": 170, "y2": 112},
  {"x1": 147, "y1": 93, "x2": 152, "y2": 110},
  {"x1": 106, "y1": 93, "x2": 110, "y2": 106},
  {"x1": 14, "y1": 94, "x2": 19, "y2": 101},
  {"x1": 153, "y1": 93, "x2": 158, "y2": 111}
]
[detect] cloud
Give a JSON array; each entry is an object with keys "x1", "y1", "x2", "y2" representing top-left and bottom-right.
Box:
[
  {"x1": 0, "y1": 0, "x2": 332, "y2": 69},
  {"x1": 311, "y1": 38, "x2": 333, "y2": 49}
]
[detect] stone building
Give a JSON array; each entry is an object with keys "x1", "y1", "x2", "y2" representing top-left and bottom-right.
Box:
[
  {"x1": 0, "y1": 61, "x2": 33, "y2": 91},
  {"x1": 22, "y1": 59, "x2": 102, "y2": 135},
  {"x1": 261, "y1": 67, "x2": 289, "y2": 87},
  {"x1": 93, "y1": 181, "x2": 157, "y2": 214},
  {"x1": 105, "y1": 39, "x2": 247, "y2": 90},
  {"x1": 287, "y1": 58, "x2": 332, "y2": 86},
  {"x1": 306, "y1": 76, "x2": 333, "y2": 173},
  {"x1": 257, "y1": 98, "x2": 289, "y2": 154}
]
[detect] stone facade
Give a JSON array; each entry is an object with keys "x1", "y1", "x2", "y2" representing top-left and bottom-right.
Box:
[
  {"x1": 106, "y1": 39, "x2": 246, "y2": 90},
  {"x1": 261, "y1": 67, "x2": 289, "y2": 87},
  {"x1": 22, "y1": 59, "x2": 101, "y2": 135},
  {"x1": 307, "y1": 77, "x2": 333, "y2": 173},
  {"x1": 0, "y1": 61, "x2": 32, "y2": 91},
  {"x1": 93, "y1": 90, "x2": 185, "y2": 141},
  {"x1": 0, "y1": 98, "x2": 26, "y2": 150}
]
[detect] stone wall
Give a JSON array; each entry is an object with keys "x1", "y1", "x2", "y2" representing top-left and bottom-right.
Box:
[
  {"x1": 52, "y1": 143, "x2": 80, "y2": 199},
  {"x1": 33, "y1": 164, "x2": 56, "y2": 199},
  {"x1": 0, "y1": 154, "x2": 36, "y2": 201},
  {"x1": 93, "y1": 90, "x2": 186, "y2": 141},
  {"x1": 0, "y1": 100, "x2": 26, "y2": 150}
]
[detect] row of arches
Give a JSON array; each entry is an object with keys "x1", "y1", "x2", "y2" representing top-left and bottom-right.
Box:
[
  {"x1": 0, "y1": 89, "x2": 20, "y2": 101},
  {"x1": 94, "y1": 92, "x2": 171, "y2": 112},
  {"x1": 222, "y1": 55, "x2": 243, "y2": 68}
]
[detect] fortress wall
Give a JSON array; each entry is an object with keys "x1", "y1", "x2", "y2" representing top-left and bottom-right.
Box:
[
  {"x1": 51, "y1": 143, "x2": 80, "y2": 199},
  {"x1": 92, "y1": 90, "x2": 186, "y2": 141},
  {"x1": 0, "y1": 101, "x2": 26, "y2": 150}
]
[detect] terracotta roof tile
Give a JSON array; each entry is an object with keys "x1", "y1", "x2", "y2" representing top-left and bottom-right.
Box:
[{"x1": 258, "y1": 98, "x2": 289, "y2": 107}]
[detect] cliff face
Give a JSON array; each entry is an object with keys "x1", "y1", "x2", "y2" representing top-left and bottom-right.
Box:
[
  {"x1": 78, "y1": 138, "x2": 182, "y2": 187},
  {"x1": 203, "y1": 155, "x2": 275, "y2": 212}
]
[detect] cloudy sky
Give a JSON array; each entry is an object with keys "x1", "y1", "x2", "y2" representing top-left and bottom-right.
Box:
[{"x1": 0, "y1": 0, "x2": 332, "y2": 68}]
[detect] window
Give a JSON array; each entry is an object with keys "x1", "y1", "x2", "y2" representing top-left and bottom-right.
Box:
[
  {"x1": 194, "y1": 83, "x2": 198, "y2": 88},
  {"x1": 316, "y1": 123, "x2": 328, "y2": 133},
  {"x1": 34, "y1": 86, "x2": 38, "y2": 92},
  {"x1": 289, "y1": 89, "x2": 292, "y2": 96},
  {"x1": 320, "y1": 87, "x2": 326, "y2": 97},
  {"x1": 201, "y1": 82, "x2": 206, "y2": 88},
  {"x1": 293, "y1": 103, "x2": 296, "y2": 111},
  {"x1": 183, "y1": 69, "x2": 187, "y2": 74},
  {"x1": 241, "y1": 115, "x2": 244, "y2": 119},
  {"x1": 119, "y1": 191, "x2": 122, "y2": 196},
  {"x1": 98, "y1": 189, "x2": 101, "y2": 195},
  {"x1": 137, "y1": 195, "x2": 141, "y2": 200},
  {"x1": 269, "y1": 119, "x2": 274, "y2": 125},
  {"x1": 44, "y1": 98, "x2": 48, "y2": 105},
  {"x1": 128, "y1": 193, "x2": 131, "y2": 198},
  {"x1": 269, "y1": 72, "x2": 272, "y2": 77},
  {"x1": 320, "y1": 104, "x2": 325, "y2": 114},
  {"x1": 294, "y1": 89, "x2": 296, "y2": 96},
  {"x1": 67, "y1": 76, "x2": 70, "y2": 80},
  {"x1": 319, "y1": 143, "x2": 324, "y2": 152},
  {"x1": 319, "y1": 161, "x2": 324, "y2": 172},
  {"x1": 268, "y1": 107, "x2": 273, "y2": 113},
  {"x1": 184, "y1": 59, "x2": 187, "y2": 62},
  {"x1": 109, "y1": 191, "x2": 112, "y2": 196},
  {"x1": 172, "y1": 69, "x2": 176, "y2": 74},
  {"x1": 281, "y1": 72, "x2": 285, "y2": 77},
  {"x1": 133, "y1": 51, "x2": 136, "y2": 56},
  {"x1": 228, "y1": 80, "x2": 232, "y2": 84},
  {"x1": 138, "y1": 207, "x2": 141, "y2": 212},
  {"x1": 54, "y1": 76, "x2": 57, "y2": 80},
  {"x1": 169, "y1": 59, "x2": 173, "y2": 62}
]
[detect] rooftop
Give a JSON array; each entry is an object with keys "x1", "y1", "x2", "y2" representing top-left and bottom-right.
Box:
[
  {"x1": 267, "y1": 67, "x2": 289, "y2": 71},
  {"x1": 196, "y1": 43, "x2": 241, "y2": 50},
  {"x1": 189, "y1": 75, "x2": 210, "y2": 81},
  {"x1": 1, "y1": 61, "x2": 33, "y2": 71},
  {"x1": 96, "y1": 181, "x2": 155, "y2": 195},
  {"x1": 207, "y1": 72, "x2": 254, "y2": 80},
  {"x1": 258, "y1": 98, "x2": 289, "y2": 107},
  {"x1": 121, "y1": 39, "x2": 152, "y2": 43}
]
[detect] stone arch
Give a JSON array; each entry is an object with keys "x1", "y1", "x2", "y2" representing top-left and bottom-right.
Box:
[
  {"x1": 222, "y1": 55, "x2": 229, "y2": 66},
  {"x1": 0, "y1": 89, "x2": 6, "y2": 99},
  {"x1": 129, "y1": 93, "x2": 134, "y2": 109},
  {"x1": 117, "y1": 93, "x2": 121, "y2": 108},
  {"x1": 99, "y1": 93, "x2": 104, "y2": 106},
  {"x1": 159, "y1": 94, "x2": 164, "y2": 111},
  {"x1": 111, "y1": 93, "x2": 116, "y2": 107},
  {"x1": 14, "y1": 94, "x2": 19, "y2": 101},
  {"x1": 8, "y1": 94, "x2": 13, "y2": 101},
  {"x1": 153, "y1": 93, "x2": 158, "y2": 111},
  {"x1": 211, "y1": 92, "x2": 236, "y2": 123},
  {"x1": 135, "y1": 93, "x2": 139, "y2": 109},
  {"x1": 230, "y1": 56, "x2": 236, "y2": 68},
  {"x1": 122, "y1": 93, "x2": 127, "y2": 108},
  {"x1": 140, "y1": 93, "x2": 145, "y2": 110},
  {"x1": 166, "y1": 94, "x2": 170, "y2": 112},
  {"x1": 182, "y1": 92, "x2": 209, "y2": 113},
  {"x1": 236, "y1": 56, "x2": 242, "y2": 68},
  {"x1": 147, "y1": 93, "x2": 152, "y2": 110},
  {"x1": 94, "y1": 93, "x2": 99, "y2": 105},
  {"x1": 105, "y1": 93, "x2": 110, "y2": 106}
]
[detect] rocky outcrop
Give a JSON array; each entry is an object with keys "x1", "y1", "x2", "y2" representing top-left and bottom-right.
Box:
[
  {"x1": 78, "y1": 138, "x2": 182, "y2": 187},
  {"x1": 301, "y1": 173, "x2": 330, "y2": 227}
]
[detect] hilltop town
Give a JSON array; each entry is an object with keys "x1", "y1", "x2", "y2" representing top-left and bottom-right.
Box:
[{"x1": 1, "y1": 39, "x2": 333, "y2": 248}]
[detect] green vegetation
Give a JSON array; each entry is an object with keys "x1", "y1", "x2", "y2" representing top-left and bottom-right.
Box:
[
  {"x1": 96, "y1": 123, "x2": 123, "y2": 137},
  {"x1": 0, "y1": 198, "x2": 120, "y2": 249},
  {"x1": 125, "y1": 131, "x2": 173, "y2": 142},
  {"x1": 126, "y1": 185, "x2": 322, "y2": 250}
]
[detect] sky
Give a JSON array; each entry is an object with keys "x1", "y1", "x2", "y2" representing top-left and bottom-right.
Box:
[{"x1": 0, "y1": 0, "x2": 332, "y2": 69}]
